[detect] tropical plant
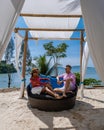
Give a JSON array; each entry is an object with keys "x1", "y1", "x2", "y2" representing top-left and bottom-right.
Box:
[
  {"x1": 43, "y1": 42, "x2": 69, "y2": 76},
  {"x1": 74, "y1": 72, "x2": 101, "y2": 86},
  {"x1": 0, "y1": 61, "x2": 16, "y2": 74},
  {"x1": 33, "y1": 55, "x2": 55, "y2": 75},
  {"x1": 84, "y1": 78, "x2": 101, "y2": 85},
  {"x1": 74, "y1": 72, "x2": 80, "y2": 86}
]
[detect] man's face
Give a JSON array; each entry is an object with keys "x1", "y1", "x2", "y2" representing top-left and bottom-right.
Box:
[{"x1": 65, "y1": 67, "x2": 71, "y2": 73}]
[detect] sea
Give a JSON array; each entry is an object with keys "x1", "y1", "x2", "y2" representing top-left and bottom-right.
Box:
[{"x1": 0, "y1": 66, "x2": 101, "y2": 88}]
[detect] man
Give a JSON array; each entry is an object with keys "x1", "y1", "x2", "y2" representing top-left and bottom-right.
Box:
[{"x1": 54, "y1": 65, "x2": 76, "y2": 97}]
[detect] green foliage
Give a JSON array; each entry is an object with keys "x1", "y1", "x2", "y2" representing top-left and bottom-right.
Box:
[
  {"x1": 84, "y1": 78, "x2": 101, "y2": 85},
  {"x1": 4, "y1": 38, "x2": 14, "y2": 63},
  {"x1": 0, "y1": 61, "x2": 17, "y2": 74},
  {"x1": 36, "y1": 55, "x2": 50, "y2": 74},
  {"x1": 33, "y1": 55, "x2": 54, "y2": 75},
  {"x1": 43, "y1": 41, "x2": 69, "y2": 76},
  {"x1": 74, "y1": 72, "x2": 101, "y2": 86},
  {"x1": 74, "y1": 72, "x2": 80, "y2": 86},
  {"x1": 43, "y1": 42, "x2": 69, "y2": 59},
  {"x1": 3, "y1": 38, "x2": 15, "y2": 87}
]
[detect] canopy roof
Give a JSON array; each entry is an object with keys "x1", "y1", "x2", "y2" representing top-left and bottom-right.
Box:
[
  {"x1": 16, "y1": 0, "x2": 83, "y2": 40},
  {"x1": 22, "y1": 0, "x2": 81, "y2": 15}
]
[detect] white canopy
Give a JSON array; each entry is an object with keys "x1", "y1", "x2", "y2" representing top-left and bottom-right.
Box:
[{"x1": 18, "y1": 0, "x2": 82, "y2": 40}]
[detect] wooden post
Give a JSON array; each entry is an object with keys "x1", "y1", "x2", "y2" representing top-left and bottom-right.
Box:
[
  {"x1": 20, "y1": 31, "x2": 28, "y2": 98},
  {"x1": 80, "y1": 31, "x2": 84, "y2": 97}
]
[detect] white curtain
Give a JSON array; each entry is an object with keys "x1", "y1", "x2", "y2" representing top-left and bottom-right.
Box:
[
  {"x1": 0, "y1": 0, "x2": 25, "y2": 61},
  {"x1": 80, "y1": 42, "x2": 89, "y2": 97},
  {"x1": 14, "y1": 33, "x2": 23, "y2": 77},
  {"x1": 80, "y1": 0, "x2": 104, "y2": 82},
  {"x1": 82, "y1": 42, "x2": 89, "y2": 81},
  {"x1": 14, "y1": 33, "x2": 26, "y2": 98}
]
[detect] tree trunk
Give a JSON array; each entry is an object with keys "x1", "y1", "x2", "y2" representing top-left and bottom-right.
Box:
[
  {"x1": 8, "y1": 73, "x2": 11, "y2": 88},
  {"x1": 53, "y1": 56, "x2": 58, "y2": 76},
  {"x1": 55, "y1": 57, "x2": 58, "y2": 76}
]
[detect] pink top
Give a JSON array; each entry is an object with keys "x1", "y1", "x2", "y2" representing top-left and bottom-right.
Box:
[{"x1": 58, "y1": 72, "x2": 76, "y2": 86}]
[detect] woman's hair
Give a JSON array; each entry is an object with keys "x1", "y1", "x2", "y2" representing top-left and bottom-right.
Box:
[{"x1": 31, "y1": 68, "x2": 38, "y2": 77}]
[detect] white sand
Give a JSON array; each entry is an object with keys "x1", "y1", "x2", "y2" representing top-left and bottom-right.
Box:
[{"x1": 0, "y1": 88, "x2": 104, "y2": 130}]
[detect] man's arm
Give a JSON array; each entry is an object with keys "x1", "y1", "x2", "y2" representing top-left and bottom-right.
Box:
[{"x1": 56, "y1": 76, "x2": 63, "y2": 84}]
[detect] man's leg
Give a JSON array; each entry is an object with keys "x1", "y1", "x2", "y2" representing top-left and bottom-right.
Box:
[
  {"x1": 54, "y1": 88, "x2": 64, "y2": 93},
  {"x1": 63, "y1": 79, "x2": 70, "y2": 97}
]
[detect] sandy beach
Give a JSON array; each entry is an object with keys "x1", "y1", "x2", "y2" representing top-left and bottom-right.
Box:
[{"x1": 0, "y1": 88, "x2": 104, "y2": 130}]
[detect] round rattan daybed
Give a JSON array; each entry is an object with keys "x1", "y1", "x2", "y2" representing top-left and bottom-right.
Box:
[{"x1": 27, "y1": 84, "x2": 78, "y2": 111}]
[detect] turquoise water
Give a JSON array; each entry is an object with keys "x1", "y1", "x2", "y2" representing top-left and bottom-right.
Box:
[
  {"x1": 0, "y1": 66, "x2": 101, "y2": 88},
  {"x1": 0, "y1": 73, "x2": 30, "y2": 88},
  {"x1": 57, "y1": 66, "x2": 100, "y2": 80},
  {"x1": 72, "y1": 66, "x2": 100, "y2": 80}
]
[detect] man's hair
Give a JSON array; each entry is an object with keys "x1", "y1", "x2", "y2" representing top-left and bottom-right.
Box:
[{"x1": 66, "y1": 65, "x2": 72, "y2": 69}]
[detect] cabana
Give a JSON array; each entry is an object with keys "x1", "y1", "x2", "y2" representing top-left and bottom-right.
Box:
[{"x1": 0, "y1": 0, "x2": 104, "y2": 110}]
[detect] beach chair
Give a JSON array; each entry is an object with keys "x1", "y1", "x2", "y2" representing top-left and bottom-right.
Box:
[{"x1": 26, "y1": 82, "x2": 78, "y2": 111}]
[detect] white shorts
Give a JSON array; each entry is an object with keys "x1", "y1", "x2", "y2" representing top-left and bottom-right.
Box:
[{"x1": 31, "y1": 86, "x2": 43, "y2": 94}]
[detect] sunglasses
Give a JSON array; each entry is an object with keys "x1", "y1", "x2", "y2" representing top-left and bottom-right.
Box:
[{"x1": 33, "y1": 71, "x2": 37, "y2": 73}]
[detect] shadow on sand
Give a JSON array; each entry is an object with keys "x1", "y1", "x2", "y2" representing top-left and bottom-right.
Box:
[
  {"x1": 27, "y1": 99, "x2": 104, "y2": 130},
  {"x1": 84, "y1": 96, "x2": 104, "y2": 104}
]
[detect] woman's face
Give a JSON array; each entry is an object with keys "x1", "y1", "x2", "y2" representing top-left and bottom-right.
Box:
[
  {"x1": 32, "y1": 68, "x2": 39, "y2": 77},
  {"x1": 33, "y1": 71, "x2": 38, "y2": 77},
  {"x1": 35, "y1": 68, "x2": 39, "y2": 74}
]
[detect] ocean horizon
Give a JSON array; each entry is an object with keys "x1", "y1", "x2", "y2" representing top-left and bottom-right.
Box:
[
  {"x1": 0, "y1": 66, "x2": 101, "y2": 88},
  {"x1": 55, "y1": 65, "x2": 100, "y2": 80}
]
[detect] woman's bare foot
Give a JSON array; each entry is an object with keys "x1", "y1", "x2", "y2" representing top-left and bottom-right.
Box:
[
  {"x1": 63, "y1": 93, "x2": 67, "y2": 97},
  {"x1": 54, "y1": 94, "x2": 63, "y2": 99}
]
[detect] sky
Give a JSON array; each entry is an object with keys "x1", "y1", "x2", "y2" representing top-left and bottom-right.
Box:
[{"x1": 15, "y1": 17, "x2": 94, "y2": 67}]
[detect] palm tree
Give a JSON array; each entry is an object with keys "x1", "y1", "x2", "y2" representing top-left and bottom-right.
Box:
[
  {"x1": 43, "y1": 42, "x2": 69, "y2": 76},
  {"x1": 33, "y1": 55, "x2": 56, "y2": 76}
]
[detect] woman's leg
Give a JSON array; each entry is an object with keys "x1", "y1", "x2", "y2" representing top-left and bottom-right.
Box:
[
  {"x1": 45, "y1": 83, "x2": 53, "y2": 91},
  {"x1": 42, "y1": 87, "x2": 62, "y2": 99}
]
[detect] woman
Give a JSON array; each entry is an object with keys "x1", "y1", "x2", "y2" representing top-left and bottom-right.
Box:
[{"x1": 30, "y1": 68, "x2": 62, "y2": 99}]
